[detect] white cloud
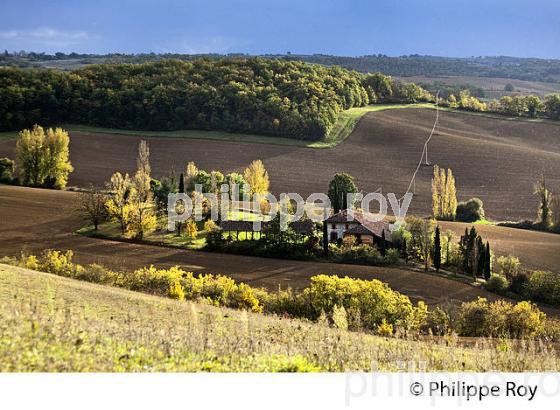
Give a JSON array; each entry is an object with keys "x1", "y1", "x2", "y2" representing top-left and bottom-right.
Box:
[{"x1": 0, "y1": 27, "x2": 97, "y2": 48}]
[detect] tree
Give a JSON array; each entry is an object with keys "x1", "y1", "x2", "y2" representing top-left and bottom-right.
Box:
[
  {"x1": 504, "y1": 83, "x2": 515, "y2": 92},
  {"x1": 105, "y1": 172, "x2": 133, "y2": 235},
  {"x1": 328, "y1": 173, "x2": 358, "y2": 213},
  {"x1": 184, "y1": 161, "x2": 198, "y2": 193},
  {"x1": 433, "y1": 226, "x2": 441, "y2": 272},
  {"x1": 380, "y1": 230, "x2": 387, "y2": 256},
  {"x1": 525, "y1": 95, "x2": 543, "y2": 118},
  {"x1": 544, "y1": 93, "x2": 560, "y2": 120},
  {"x1": 456, "y1": 198, "x2": 485, "y2": 222},
  {"x1": 128, "y1": 141, "x2": 157, "y2": 239},
  {"x1": 484, "y1": 242, "x2": 492, "y2": 280},
  {"x1": 243, "y1": 160, "x2": 269, "y2": 196},
  {"x1": 178, "y1": 172, "x2": 185, "y2": 194},
  {"x1": 15, "y1": 125, "x2": 73, "y2": 188},
  {"x1": 76, "y1": 186, "x2": 107, "y2": 230},
  {"x1": 534, "y1": 173, "x2": 551, "y2": 229},
  {"x1": 420, "y1": 219, "x2": 435, "y2": 271},
  {"x1": 431, "y1": 165, "x2": 457, "y2": 220},
  {"x1": 0, "y1": 157, "x2": 14, "y2": 182}
]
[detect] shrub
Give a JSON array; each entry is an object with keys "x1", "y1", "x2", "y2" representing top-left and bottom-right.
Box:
[
  {"x1": 455, "y1": 198, "x2": 485, "y2": 222},
  {"x1": 38, "y1": 250, "x2": 78, "y2": 277},
  {"x1": 524, "y1": 270, "x2": 560, "y2": 306},
  {"x1": 384, "y1": 248, "x2": 400, "y2": 264},
  {"x1": 0, "y1": 157, "x2": 15, "y2": 182},
  {"x1": 332, "y1": 304, "x2": 349, "y2": 330},
  {"x1": 376, "y1": 319, "x2": 394, "y2": 336},
  {"x1": 484, "y1": 275, "x2": 509, "y2": 295},
  {"x1": 168, "y1": 280, "x2": 185, "y2": 300},
  {"x1": 508, "y1": 301, "x2": 546, "y2": 338},
  {"x1": 458, "y1": 297, "x2": 546, "y2": 338},
  {"x1": 496, "y1": 256, "x2": 521, "y2": 280},
  {"x1": 423, "y1": 307, "x2": 450, "y2": 336},
  {"x1": 303, "y1": 275, "x2": 415, "y2": 330}
]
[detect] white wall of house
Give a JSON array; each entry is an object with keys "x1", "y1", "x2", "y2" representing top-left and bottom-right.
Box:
[{"x1": 326, "y1": 222, "x2": 357, "y2": 241}]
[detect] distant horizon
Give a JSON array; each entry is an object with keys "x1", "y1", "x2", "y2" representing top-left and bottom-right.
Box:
[
  {"x1": 4, "y1": 50, "x2": 560, "y2": 62},
  {"x1": 1, "y1": 0, "x2": 559, "y2": 59}
]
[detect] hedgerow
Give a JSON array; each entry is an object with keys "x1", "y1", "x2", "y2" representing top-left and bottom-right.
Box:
[{"x1": 1, "y1": 250, "x2": 552, "y2": 340}]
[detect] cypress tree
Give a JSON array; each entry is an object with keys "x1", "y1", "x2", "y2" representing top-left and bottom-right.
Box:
[
  {"x1": 178, "y1": 172, "x2": 185, "y2": 194},
  {"x1": 484, "y1": 241, "x2": 491, "y2": 280},
  {"x1": 433, "y1": 226, "x2": 441, "y2": 272},
  {"x1": 476, "y1": 236, "x2": 485, "y2": 277},
  {"x1": 322, "y1": 208, "x2": 329, "y2": 257},
  {"x1": 380, "y1": 230, "x2": 387, "y2": 256}
]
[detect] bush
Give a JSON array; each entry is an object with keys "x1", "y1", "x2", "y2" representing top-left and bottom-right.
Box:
[
  {"x1": 303, "y1": 275, "x2": 415, "y2": 330},
  {"x1": 496, "y1": 255, "x2": 520, "y2": 280},
  {"x1": 458, "y1": 297, "x2": 546, "y2": 338},
  {"x1": 423, "y1": 307, "x2": 450, "y2": 336},
  {"x1": 376, "y1": 319, "x2": 393, "y2": 336},
  {"x1": 0, "y1": 157, "x2": 14, "y2": 182},
  {"x1": 332, "y1": 304, "x2": 349, "y2": 330},
  {"x1": 455, "y1": 197, "x2": 485, "y2": 222},
  {"x1": 524, "y1": 270, "x2": 560, "y2": 306},
  {"x1": 484, "y1": 275, "x2": 509, "y2": 295},
  {"x1": 168, "y1": 280, "x2": 185, "y2": 300},
  {"x1": 509, "y1": 301, "x2": 546, "y2": 338}
]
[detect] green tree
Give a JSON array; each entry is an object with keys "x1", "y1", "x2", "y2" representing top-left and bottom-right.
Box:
[
  {"x1": 433, "y1": 226, "x2": 441, "y2": 272},
  {"x1": 328, "y1": 173, "x2": 358, "y2": 213},
  {"x1": 484, "y1": 242, "x2": 492, "y2": 280},
  {"x1": 0, "y1": 157, "x2": 15, "y2": 182},
  {"x1": 544, "y1": 93, "x2": 560, "y2": 119}
]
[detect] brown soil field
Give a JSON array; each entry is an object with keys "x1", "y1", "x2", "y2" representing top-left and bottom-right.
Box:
[
  {"x1": 398, "y1": 75, "x2": 560, "y2": 99},
  {"x1": 1, "y1": 108, "x2": 559, "y2": 221},
  {"x1": 0, "y1": 184, "x2": 546, "y2": 311}
]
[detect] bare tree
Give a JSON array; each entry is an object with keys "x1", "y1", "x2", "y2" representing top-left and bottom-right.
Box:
[{"x1": 76, "y1": 186, "x2": 108, "y2": 230}]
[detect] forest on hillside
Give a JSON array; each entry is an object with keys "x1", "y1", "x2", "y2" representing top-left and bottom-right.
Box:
[
  {"x1": 0, "y1": 58, "x2": 430, "y2": 139},
  {"x1": 3, "y1": 52, "x2": 560, "y2": 83}
]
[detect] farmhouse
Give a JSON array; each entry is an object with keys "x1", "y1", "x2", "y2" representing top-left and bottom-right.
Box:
[{"x1": 325, "y1": 209, "x2": 391, "y2": 246}]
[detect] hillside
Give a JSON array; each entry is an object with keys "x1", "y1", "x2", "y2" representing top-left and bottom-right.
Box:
[
  {"x1": 3, "y1": 53, "x2": 560, "y2": 83},
  {"x1": 1, "y1": 263, "x2": 558, "y2": 372},
  {"x1": 2, "y1": 107, "x2": 558, "y2": 221}
]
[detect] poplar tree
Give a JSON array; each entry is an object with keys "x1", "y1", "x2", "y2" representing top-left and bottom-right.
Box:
[
  {"x1": 243, "y1": 159, "x2": 270, "y2": 196},
  {"x1": 105, "y1": 172, "x2": 133, "y2": 235},
  {"x1": 128, "y1": 140, "x2": 156, "y2": 239}
]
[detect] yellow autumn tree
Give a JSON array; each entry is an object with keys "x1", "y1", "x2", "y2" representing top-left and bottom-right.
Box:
[
  {"x1": 243, "y1": 159, "x2": 269, "y2": 196},
  {"x1": 16, "y1": 125, "x2": 73, "y2": 189},
  {"x1": 431, "y1": 165, "x2": 457, "y2": 220},
  {"x1": 105, "y1": 171, "x2": 134, "y2": 235},
  {"x1": 127, "y1": 140, "x2": 157, "y2": 239},
  {"x1": 184, "y1": 161, "x2": 198, "y2": 193}
]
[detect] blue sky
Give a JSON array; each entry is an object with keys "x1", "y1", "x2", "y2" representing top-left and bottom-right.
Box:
[{"x1": 1, "y1": 0, "x2": 559, "y2": 58}]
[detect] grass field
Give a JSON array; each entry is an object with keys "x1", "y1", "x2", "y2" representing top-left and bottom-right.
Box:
[{"x1": 2, "y1": 263, "x2": 559, "y2": 372}]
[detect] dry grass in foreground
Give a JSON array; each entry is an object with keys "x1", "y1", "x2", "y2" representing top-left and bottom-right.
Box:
[{"x1": 1, "y1": 264, "x2": 559, "y2": 372}]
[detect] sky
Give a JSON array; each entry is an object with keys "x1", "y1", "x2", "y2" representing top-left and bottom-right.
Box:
[{"x1": 1, "y1": 0, "x2": 559, "y2": 58}]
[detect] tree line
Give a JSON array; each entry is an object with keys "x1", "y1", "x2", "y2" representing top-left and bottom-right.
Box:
[{"x1": 0, "y1": 58, "x2": 431, "y2": 140}]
